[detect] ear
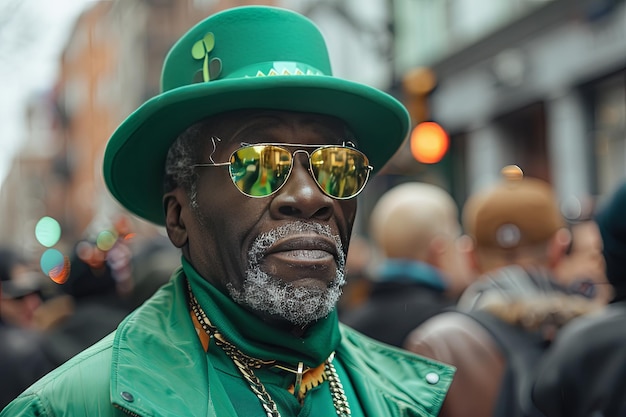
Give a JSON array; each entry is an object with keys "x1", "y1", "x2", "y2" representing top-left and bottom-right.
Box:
[
  {"x1": 426, "y1": 235, "x2": 447, "y2": 267},
  {"x1": 461, "y1": 235, "x2": 482, "y2": 273},
  {"x1": 547, "y1": 227, "x2": 572, "y2": 268},
  {"x1": 163, "y1": 189, "x2": 188, "y2": 249}
]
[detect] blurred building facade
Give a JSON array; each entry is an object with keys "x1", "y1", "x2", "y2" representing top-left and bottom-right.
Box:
[
  {"x1": 0, "y1": 0, "x2": 273, "y2": 256},
  {"x1": 394, "y1": 0, "x2": 626, "y2": 214},
  {"x1": 0, "y1": 0, "x2": 395, "y2": 254},
  {"x1": 0, "y1": 93, "x2": 59, "y2": 255}
]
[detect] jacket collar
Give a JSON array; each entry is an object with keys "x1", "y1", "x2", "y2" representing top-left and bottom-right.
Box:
[{"x1": 110, "y1": 269, "x2": 229, "y2": 416}]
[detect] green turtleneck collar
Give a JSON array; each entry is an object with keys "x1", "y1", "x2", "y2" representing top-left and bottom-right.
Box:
[{"x1": 182, "y1": 257, "x2": 341, "y2": 368}]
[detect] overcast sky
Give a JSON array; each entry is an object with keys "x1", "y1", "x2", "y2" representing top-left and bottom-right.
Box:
[{"x1": 0, "y1": 0, "x2": 95, "y2": 185}]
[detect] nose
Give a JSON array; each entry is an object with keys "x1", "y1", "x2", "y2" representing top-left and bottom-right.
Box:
[{"x1": 269, "y1": 153, "x2": 334, "y2": 220}]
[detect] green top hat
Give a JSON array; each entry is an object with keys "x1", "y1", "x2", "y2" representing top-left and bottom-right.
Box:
[{"x1": 103, "y1": 5, "x2": 410, "y2": 226}]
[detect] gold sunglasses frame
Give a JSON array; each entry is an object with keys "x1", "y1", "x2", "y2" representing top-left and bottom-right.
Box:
[{"x1": 192, "y1": 139, "x2": 373, "y2": 199}]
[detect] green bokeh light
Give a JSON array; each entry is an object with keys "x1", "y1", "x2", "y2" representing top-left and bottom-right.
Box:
[
  {"x1": 40, "y1": 248, "x2": 64, "y2": 276},
  {"x1": 40, "y1": 248, "x2": 70, "y2": 284},
  {"x1": 96, "y1": 230, "x2": 117, "y2": 251},
  {"x1": 35, "y1": 216, "x2": 61, "y2": 248}
]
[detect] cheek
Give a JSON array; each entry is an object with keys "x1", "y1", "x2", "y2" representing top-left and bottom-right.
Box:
[
  {"x1": 196, "y1": 168, "x2": 243, "y2": 217},
  {"x1": 339, "y1": 200, "x2": 358, "y2": 237},
  {"x1": 195, "y1": 177, "x2": 266, "y2": 252},
  {"x1": 186, "y1": 200, "x2": 260, "y2": 289}
]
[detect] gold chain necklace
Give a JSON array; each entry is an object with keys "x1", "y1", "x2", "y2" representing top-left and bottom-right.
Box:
[{"x1": 187, "y1": 283, "x2": 351, "y2": 417}]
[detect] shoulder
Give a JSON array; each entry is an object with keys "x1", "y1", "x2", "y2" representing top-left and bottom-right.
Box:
[
  {"x1": 340, "y1": 323, "x2": 454, "y2": 372},
  {"x1": 404, "y1": 311, "x2": 502, "y2": 363},
  {"x1": 403, "y1": 312, "x2": 508, "y2": 417},
  {"x1": 531, "y1": 304, "x2": 626, "y2": 416},
  {"x1": 537, "y1": 303, "x2": 626, "y2": 372},
  {"x1": 550, "y1": 303, "x2": 626, "y2": 356},
  {"x1": 4, "y1": 333, "x2": 116, "y2": 416},
  {"x1": 35, "y1": 332, "x2": 114, "y2": 390},
  {"x1": 338, "y1": 324, "x2": 455, "y2": 417}
]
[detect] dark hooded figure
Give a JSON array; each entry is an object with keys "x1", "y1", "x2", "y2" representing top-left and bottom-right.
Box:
[{"x1": 531, "y1": 181, "x2": 626, "y2": 417}]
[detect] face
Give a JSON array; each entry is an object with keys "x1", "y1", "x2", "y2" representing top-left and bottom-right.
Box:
[
  {"x1": 165, "y1": 110, "x2": 359, "y2": 326},
  {"x1": 1, "y1": 292, "x2": 42, "y2": 328},
  {"x1": 1, "y1": 264, "x2": 43, "y2": 329},
  {"x1": 554, "y1": 221, "x2": 612, "y2": 303}
]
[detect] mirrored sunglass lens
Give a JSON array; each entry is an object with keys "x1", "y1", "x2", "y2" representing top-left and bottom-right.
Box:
[
  {"x1": 310, "y1": 147, "x2": 369, "y2": 198},
  {"x1": 229, "y1": 145, "x2": 292, "y2": 196}
]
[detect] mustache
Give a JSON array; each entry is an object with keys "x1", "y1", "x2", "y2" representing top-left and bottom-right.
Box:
[{"x1": 248, "y1": 221, "x2": 346, "y2": 268}]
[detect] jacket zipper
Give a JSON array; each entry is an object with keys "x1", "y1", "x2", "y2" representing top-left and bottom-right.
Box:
[{"x1": 114, "y1": 403, "x2": 142, "y2": 417}]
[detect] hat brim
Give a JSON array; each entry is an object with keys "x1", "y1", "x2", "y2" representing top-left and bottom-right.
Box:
[{"x1": 104, "y1": 75, "x2": 409, "y2": 225}]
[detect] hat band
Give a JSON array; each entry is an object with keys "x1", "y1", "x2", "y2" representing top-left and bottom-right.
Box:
[{"x1": 227, "y1": 61, "x2": 327, "y2": 79}]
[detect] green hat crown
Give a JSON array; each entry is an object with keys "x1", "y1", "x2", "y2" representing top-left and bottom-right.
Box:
[
  {"x1": 103, "y1": 6, "x2": 409, "y2": 226},
  {"x1": 162, "y1": 6, "x2": 332, "y2": 90}
]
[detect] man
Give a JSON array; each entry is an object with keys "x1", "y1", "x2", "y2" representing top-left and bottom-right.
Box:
[
  {"x1": 2, "y1": 6, "x2": 453, "y2": 417},
  {"x1": 0, "y1": 248, "x2": 55, "y2": 409},
  {"x1": 341, "y1": 182, "x2": 474, "y2": 347},
  {"x1": 531, "y1": 181, "x2": 626, "y2": 417},
  {"x1": 404, "y1": 166, "x2": 600, "y2": 417}
]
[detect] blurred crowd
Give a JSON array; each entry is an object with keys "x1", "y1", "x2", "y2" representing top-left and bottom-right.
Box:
[
  {"x1": 0, "y1": 220, "x2": 179, "y2": 408},
  {"x1": 339, "y1": 166, "x2": 624, "y2": 417},
  {"x1": 2, "y1": 166, "x2": 625, "y2": 416}
]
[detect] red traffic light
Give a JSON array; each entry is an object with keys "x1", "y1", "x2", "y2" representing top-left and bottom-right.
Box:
[{"x1": 410, "y1": 122, "x2": 449, "y2": 164}]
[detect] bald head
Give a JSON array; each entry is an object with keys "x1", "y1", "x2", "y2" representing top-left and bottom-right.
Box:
[{"x1": 370, "y1": 183, "x2": 461, "y2": 260}]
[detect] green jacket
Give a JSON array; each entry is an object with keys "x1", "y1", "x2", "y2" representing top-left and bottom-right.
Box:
[{"x1": 1, "y1": 270, "x2": 454, "y2": 417}]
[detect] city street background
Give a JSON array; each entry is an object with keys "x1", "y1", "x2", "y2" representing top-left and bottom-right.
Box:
[
  {"x1": 0, "y1": 0, "x2": 96, "y2": 185},
  {"x1": 0, "y1": 0, "x2": 624, "y2": 282}
]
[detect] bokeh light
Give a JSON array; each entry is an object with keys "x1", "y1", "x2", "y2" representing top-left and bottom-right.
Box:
[
  {"x1": 40, "y1": 248, "x2": 71, "y2": 284},
  {"x1": 96, "y1": 230, "x2": 118, "y2": 251},
  {"x1": 76, "y1": 240, "x2": 94, "y2": 262},
  {"x1": 35, "y1": 216, "x2": 62, "y2": 247},
  {"x1": 410, "y1": 122, "x2": 449, "y2": 164}
]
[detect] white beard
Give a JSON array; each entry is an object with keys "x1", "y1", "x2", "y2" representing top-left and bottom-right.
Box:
[{"x1": 227, "y1": 222, "x2": 346, "y2": 326}]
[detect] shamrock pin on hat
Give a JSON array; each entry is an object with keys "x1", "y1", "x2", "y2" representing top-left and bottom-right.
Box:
[{"x1": 103, "y1": 5, "x2": 410, "y2": 226}]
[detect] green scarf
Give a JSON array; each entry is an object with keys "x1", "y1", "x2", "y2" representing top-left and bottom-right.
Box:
[{"x1": 183, "y1": 257, "x2": 341, "y2": 368}]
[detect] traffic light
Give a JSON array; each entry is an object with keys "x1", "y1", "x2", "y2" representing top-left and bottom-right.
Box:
[
  {"x1": 410, "y1": 121, "x2": 449, "y2": 164},
  {"x1": 403, "y1": 67, "x2": 436, "y2": 123},
  {"x1": 401, "y1": 67, "x2": 450, "y2": 165}
]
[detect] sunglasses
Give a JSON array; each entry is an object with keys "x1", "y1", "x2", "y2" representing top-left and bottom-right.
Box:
[{"x1": 192, "y1": 140, "x2": 373, "y2": 199}]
